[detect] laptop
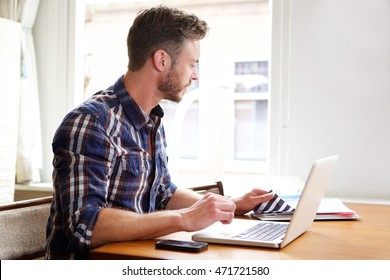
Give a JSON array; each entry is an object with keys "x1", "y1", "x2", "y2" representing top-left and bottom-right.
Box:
[{"x1": 192, "y1": 155, "x2": 339, "y2": 249}]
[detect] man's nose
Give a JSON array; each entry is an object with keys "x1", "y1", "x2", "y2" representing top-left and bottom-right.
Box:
[{"x1": 191, "y1": 70, "x2": 199, "y2": 80}]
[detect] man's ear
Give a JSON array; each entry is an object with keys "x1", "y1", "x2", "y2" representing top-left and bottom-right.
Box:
[{"x1": 152, "y1": 50, "x2": 170, "y2": 72}]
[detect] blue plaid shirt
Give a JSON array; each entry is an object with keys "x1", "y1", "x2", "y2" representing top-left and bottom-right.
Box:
[{"x1": 45, "y1": 76, "x2": 177, "y2": 259}]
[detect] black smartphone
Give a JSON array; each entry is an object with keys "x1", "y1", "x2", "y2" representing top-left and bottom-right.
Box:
[{"x1": 155, "y1": 239, "x2": 208, "y2": 253}]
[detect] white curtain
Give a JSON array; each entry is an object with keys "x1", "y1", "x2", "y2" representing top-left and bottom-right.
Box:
[
  {"x1": 0, "y1": 18, "x2": 21, "y2": 203},
  {"x1": 0, "y1": 0, "x2": 42, "y2": 183}
]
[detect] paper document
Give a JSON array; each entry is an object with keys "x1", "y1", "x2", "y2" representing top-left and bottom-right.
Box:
[{"x1": 252, "y1": 194, "x2": 360, "y2": 221}]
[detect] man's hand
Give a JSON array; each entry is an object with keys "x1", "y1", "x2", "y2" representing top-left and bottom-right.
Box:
[
  {"x1": 178, "y1": 193, "x2": 236, "y2": 232},
  {"x1": 232, "y1": 189, "x2": 274, "y2": 215}
]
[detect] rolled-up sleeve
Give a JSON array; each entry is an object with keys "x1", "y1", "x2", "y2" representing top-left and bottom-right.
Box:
[{"x1": 52, "y1": 112, "x2": 113, "y2": 253}]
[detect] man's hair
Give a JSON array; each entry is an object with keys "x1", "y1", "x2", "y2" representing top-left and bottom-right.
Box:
[{"x1": 127, "y1": 5, "x2": 209, "y2": 71}]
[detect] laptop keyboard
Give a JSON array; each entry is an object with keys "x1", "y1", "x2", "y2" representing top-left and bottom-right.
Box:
[{"x1": 233, "y1": 222, "x2": 288, "y2": 241}]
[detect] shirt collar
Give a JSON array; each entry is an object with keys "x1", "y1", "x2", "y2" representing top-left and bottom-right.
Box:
[{"x1": 113, "y1": 76, "x2": 164, "y2": 131}]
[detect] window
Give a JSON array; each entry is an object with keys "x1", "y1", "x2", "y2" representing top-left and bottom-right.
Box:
[
  {"x1": 234, "y1": 61, "x2": 269, "y2": 162},
  {"x1": 222, "y1": 60, "x2": 269, "y2": 173},
  {"x1": 234, "y1": 99, "x2": 268, "y2": 161}
]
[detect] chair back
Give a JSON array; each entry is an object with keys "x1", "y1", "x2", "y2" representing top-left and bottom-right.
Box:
[
  {"x1": 189, "y1": 181, "x2": 224, "y2": 196},
  {"x1": 0, "y1": 196, "x2": 52, "y2": 259}
]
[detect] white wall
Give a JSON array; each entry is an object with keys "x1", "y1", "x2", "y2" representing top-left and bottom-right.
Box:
[{"x1": 276, "y1": 0, "x2": 390, "y2": 200}]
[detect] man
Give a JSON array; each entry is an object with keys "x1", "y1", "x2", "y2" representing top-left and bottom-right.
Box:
[{"x1": 45, "y1": 5, "x2": 274, "y2": 259}]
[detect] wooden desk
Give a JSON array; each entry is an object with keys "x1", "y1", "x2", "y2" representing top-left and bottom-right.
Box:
[{"x1": 90, "y1": 203, "x2": 390, "y2": 260}]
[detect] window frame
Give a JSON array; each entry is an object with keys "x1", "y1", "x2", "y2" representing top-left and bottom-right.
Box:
[{"x1": 221, "y1": 57, "x2": 271, "y2": 174}]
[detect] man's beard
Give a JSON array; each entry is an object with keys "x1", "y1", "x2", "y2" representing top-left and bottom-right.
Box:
[{"x1": 158, "y1": 67, "x2": 191, "y2": 103}]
